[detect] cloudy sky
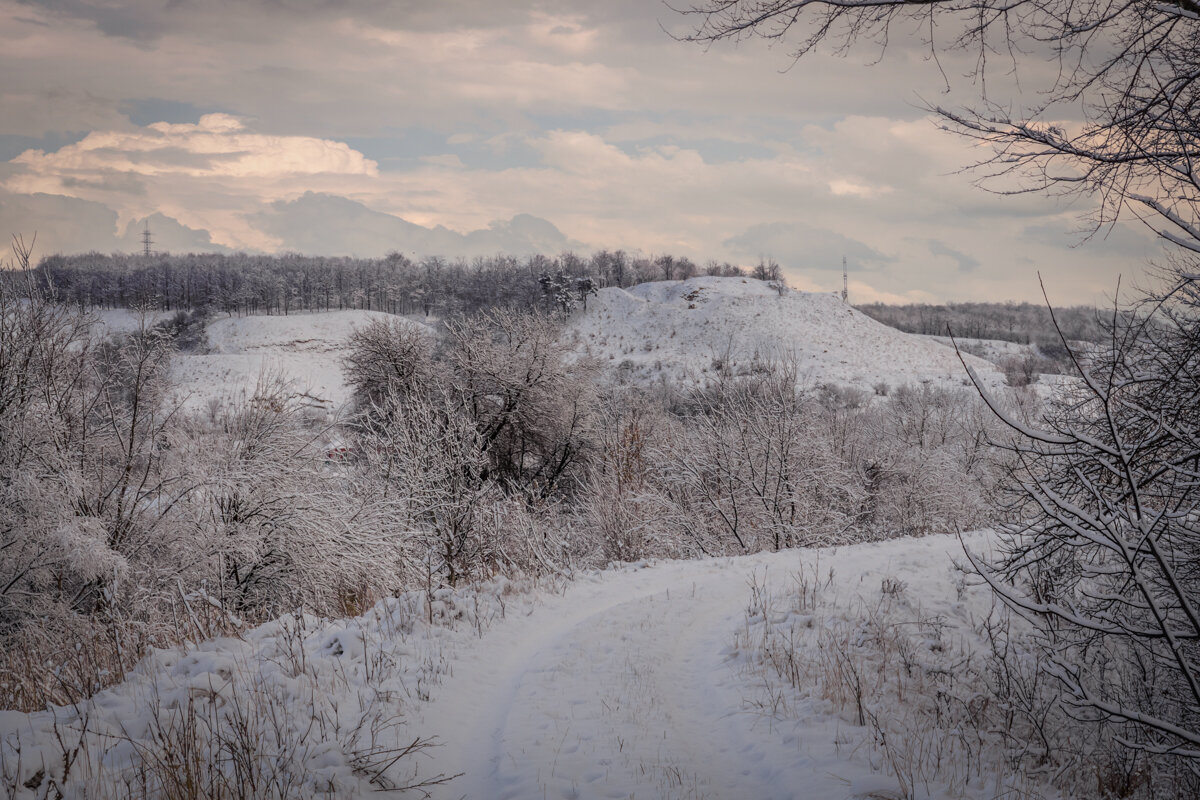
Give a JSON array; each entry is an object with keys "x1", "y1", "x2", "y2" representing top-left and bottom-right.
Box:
[{"x1": 0, "y1": 0, "x2": 1165, "y2": 302}]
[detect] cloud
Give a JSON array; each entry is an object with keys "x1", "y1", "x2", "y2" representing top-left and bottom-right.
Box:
[
  {"x1": 724, "y1": 221, "x2": 895, "y2": 275},
  {"x1": 0, "y1": 188, "x2": 121, "y2": 257},
  {"x1": 0, "y1": 110, "x2": 1159, "y2": 304},
  {"x1": 2, "y1": 114, "x2": 384, "y2": 250},
  {"x1": 61, "y1": 171, "x2": 145, "y2": 195},
  {"x1": 463, "y1": 213, "x2": 585, "y2": 256},
  {"x1": 0, "y1": 187, "x2": 225, "y2": 257},
  {"x1": 248, "y1": 192, "x2": 582, "y2": 258},
  {"x1": 19, "y1": 0, "x2": 172, "y2": 41},
  {"x1": 0, "y1": 1, "x2": 1164, "y2": 301},
  {"x1": 9, "y1": 114, "x2": 377, "y2": 184},
  {"x1": 118, "y1": 212, "x2": 231, "y2": 254},
  {"x1": 927, "y1": 239, "x2": 981, "y2": 273}
]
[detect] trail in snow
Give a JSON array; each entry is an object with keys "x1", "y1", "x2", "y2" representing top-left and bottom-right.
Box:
[
  {"x1": 0, "y1": 534, "x2": 994, "y2": 799},
  {"x1": 412, "y1": 535, "x2": 986, "y2": 800}
]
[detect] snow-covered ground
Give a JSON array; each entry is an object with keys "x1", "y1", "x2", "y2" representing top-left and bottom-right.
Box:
[
  {"x1": 90, "y1": 309, "x2": 434, "y2": 412},
  {"x1": 87, "y1": 308, "x2": 170, "y2": 336},
  {"x1": 177, "y1": 310, "x2": 432, "y2": 412},
  {"x1": 2, "y1": 532, "x2": 1007, "y2": 799},
  {"x1": 410, "y1": 532, "x2": 1003, "y2": 800},
  {"x1": 566, "y1": 277, "x2": 1006, "y2": 394},
  {"x1": 925, "y1": 334, "x2": 1033, "y2": 365}
]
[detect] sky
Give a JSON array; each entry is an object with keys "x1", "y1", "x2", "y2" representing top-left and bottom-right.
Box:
[{"x1": 0, "y1": 0, "x2": 1168, "y2": 303}]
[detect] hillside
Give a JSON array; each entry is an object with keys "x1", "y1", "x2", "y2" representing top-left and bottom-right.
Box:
[
  {"x1": 567, "y1": 277, "x2": 1005, "y2": 393},
  {"x1": 179, "y1": 311, "x2": 434, "y2": 411},
  {"x1": 92, "y1": 310, "x2": 435, "y2": 412},
  {"x1": 88, "y1": 279, "x2": 1008, "y2": 414}
]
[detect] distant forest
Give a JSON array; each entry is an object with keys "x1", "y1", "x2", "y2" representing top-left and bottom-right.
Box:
[
  {"x1": 15, "y1": 250, "x2": 1108, "y2": 348},
  {"x1": 855, "y1": 301, "x2": 1109, "y2": 347},
  {"x1": 24, "y1": 250, "x2": 757, "y2": 318}
]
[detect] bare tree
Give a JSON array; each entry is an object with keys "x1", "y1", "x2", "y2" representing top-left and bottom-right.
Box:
[
  {"x1": 355, "y1": 388, "x2": 495, "y2": 587},
  {"x1": 676, "y1": 0, "x2": 1200, "y2": 253},
  {"x1": 962, "y1": 266, "x2": 1200, "y2": 784},
  {"x1": 444, "y1": 309, "x2": 600, "y2": 504},
  {"x1": 670, "y1": 361, "x2": 865, "y2": 553}
]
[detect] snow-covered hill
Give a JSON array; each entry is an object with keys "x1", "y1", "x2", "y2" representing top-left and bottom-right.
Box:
[
  {"x1": 90, "y1": 278, "x2": 1009, "y2": 413},
  {"x1": 567, "y1": 277, "x2": 1005, "y2": 393}
]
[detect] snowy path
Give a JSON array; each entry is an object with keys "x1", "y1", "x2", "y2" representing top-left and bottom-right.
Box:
[
  {"x1": 1, "y1": 533, "x2": 987, "y2": 799},
  {"x1": 410, "y1": 546, "x2": 924, "y2": 800}
]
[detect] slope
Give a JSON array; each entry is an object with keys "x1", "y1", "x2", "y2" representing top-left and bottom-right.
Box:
[
  {"x1": 180, "y1": 310, "x2": 432, "y2": 412},
  {"x1": 410, "y1": 532, "x2": 1000, "y2": 800},
  {"x1": 567, "y1": 277, "x2": 1005, "y2": 393}
]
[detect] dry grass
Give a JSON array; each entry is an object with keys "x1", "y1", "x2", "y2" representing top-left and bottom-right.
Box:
[
  {"x1": 1, "y1": 576, "x2": 554, "y2": 799},
  {"x1": 736, "y1": 561, "x2": 1060, "y2": 800}
]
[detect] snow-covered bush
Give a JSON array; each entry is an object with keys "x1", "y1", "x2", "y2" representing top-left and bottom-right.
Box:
[
  {"x1": 342, "y1": 316, "x2": 436, "y2": 410},
  {"x1": 858, "y1": 383, "x2": 999, "y2": 538},
  {"x1": 577, "y1": 393, "x2": 689, "y2": 562},
  {"x1": 354, "y1": 388, "x2": 501, "y2": 587},
  {"x1": 195, "y1": 373, "x2": 407, "y2": 618},
  {"x1": 636, "y1": 363, "x2": 1001, "y2": 555},
  {"x1": 0, "y1": 289, "x2": 194, "y2": 708},
  {"x1": 151, "y1": 307, "x2": 211, "y2": 353},
  {"x1": 346, "y1": 308, "x2": 604, "y2": 583},
  {"x1": 443, "y1": 308, "x2": 601, "y2": 504},
  {"x1": 0, "y1": 299, "x2": 408, "y2": 709},
  {"x1": 668, "y1": 364, "x2": 864, "y2": 552}
]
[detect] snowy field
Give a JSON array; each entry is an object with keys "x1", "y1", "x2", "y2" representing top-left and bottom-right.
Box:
[
  {"x1": 925, "y1": 335, "x2": 1033, "y2": 365},
  {"x1": 567, "y1": 277, "x2": 1007, "y2": 394},
  {"x1": 178, "y1": 310, "x2": 434, "y2": 412},
  {"x1": 1, "y1": 532, "x2": 1008, "y2": 799},
  {"x1": 90, "y1": 309, "x2": 435, "y2": 412}
]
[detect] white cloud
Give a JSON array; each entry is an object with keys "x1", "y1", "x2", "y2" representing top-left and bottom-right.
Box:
[
  {"x1": 829, "y1": 179, "x2": 891, "y2": 198},
  {"x1": 3, "y1": 114, "x2": 382, "y2": 249},
  {"x1": 10, "y1": 113, "x2": 377, "y2": 184},
  {"x1": 421, "y1": 154, "x2": 465, "y2": 169},
  {"x1": 1, "y1": 108, "x2": 1161, "y2": 303}
]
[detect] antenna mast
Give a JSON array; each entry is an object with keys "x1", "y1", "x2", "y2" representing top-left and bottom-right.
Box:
[
  {"x1": 141, "y1": 221, "x2": 153, "y2": 257},
  {"x1": 841, "y1": 256, "x2": 848, "y2": 303}
]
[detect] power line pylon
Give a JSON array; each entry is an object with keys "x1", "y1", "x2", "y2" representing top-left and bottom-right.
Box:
[
  {"x1": 142, "y1": 221, "x2": 153, "y2": 257},
  {"x1": 841, "y1": 256, "x2": 848, "y2": 303}
]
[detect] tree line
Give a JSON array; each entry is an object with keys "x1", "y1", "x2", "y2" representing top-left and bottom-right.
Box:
[
  {"x1": 856, "y1": 301, "x2": 1108, "y2": 346},
  {"x1": 23, "y1": 249, "x2": 761, "y2": 319}
]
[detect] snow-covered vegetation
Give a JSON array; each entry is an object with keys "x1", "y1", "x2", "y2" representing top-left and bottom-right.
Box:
[{"x1": 2, "y1": 246, "x2": 1198, "y2": 798}]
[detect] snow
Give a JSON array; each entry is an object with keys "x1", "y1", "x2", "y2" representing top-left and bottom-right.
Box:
[
  {"x1": 0, "y1": 578, "x2": 547, "y2": 797},
  {"x1": 2, "y1": 532, "x2": 1006, "y2": 798},
  {"x1": 87, "y1": 279, "x2": 1008, "y2": 413},
  {"x1": 87, "y1": 308, "x2": 170, "y2": 336},
  {"x1": 926, "y1": 334, "x2": 1033, "y2": 364},
  {"x1": 566, "y1": 277, "x2": 1006, "y2": 394},
  {"x1": 89, "y1": 309, "x2": 434, "y2": 412},
  {"x1": 409, "y1": 531, "x2": 1002, "y2": 799}
]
